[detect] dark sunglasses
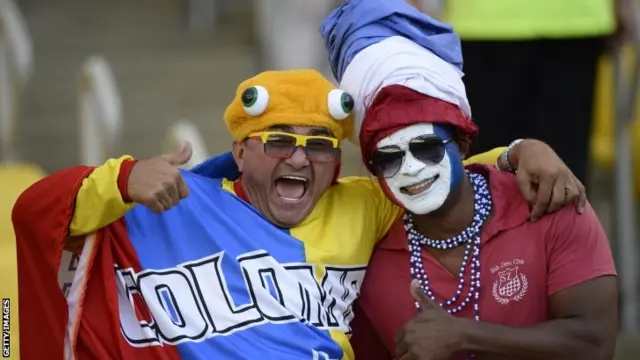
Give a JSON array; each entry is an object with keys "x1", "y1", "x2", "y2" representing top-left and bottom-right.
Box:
[
  {"x1": 248, "y1": 131, "x2": 339, "y2": 163},
  {"x1": 368, "y1": 135, "x2": 452, "y2": 178}
]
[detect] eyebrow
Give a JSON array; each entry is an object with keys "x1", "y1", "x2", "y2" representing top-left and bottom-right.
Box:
[
  {"x1": 309, "y1": 128, "x2": 333, "y2": 137},
  {"x1": 267, "y1": 125, "x2": 294, "y2": 133},
  {"x1": 267, "y1": 125, "x2": 333, "y2": 137}
]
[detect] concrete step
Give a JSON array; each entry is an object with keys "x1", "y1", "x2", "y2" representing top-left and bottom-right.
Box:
[{"x1": 14, "y1": 0, "x2": 256, "y2": 171}]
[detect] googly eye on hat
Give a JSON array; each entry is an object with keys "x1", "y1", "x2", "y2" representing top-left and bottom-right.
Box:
[
  {"x1": 242, "y1": 86, "x2": 269, "y2": 117},
  {"x1": 327, "y1": 89, "x2": 354, "y2": 120}
]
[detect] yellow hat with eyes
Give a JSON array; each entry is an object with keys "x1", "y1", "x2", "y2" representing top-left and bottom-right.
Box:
[{"x1": 224, "y1": 69, "x2": 355, "y2": 142}]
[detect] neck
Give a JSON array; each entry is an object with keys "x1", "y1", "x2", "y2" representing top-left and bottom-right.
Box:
[
  {"x1": 233, "y1": 177, "x2": 250, "y2": 202},
  {"x1": 411, "y1": 174, "x2": 475, "y2": 240}
]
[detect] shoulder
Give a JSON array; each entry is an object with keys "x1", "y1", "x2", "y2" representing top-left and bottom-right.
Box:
[
  {"x1": 542, "y1": 201, "x2": 616, "y2": 294},
  {"x1": 331, "y1": 176, "x2": 384, "y2": 199},
  {"x1": 335, "y1": 175, "x2": 376, "y2": 187},
  {"x1": 321, "y1": 176, "x2": 390, "y2": 211},
  {"x1": 180, "y1": 170, "x2": 223, "y2": 186},
  {"x1": 179, "y1": 170, "x2": 229, "y2": 195},
  {"x1": 469, "y1": 165, "x2": 531, "y2": 229},
  {"x1": 529, "y1": 198, "x2": 611, "y2": 266},
  {"x1": 542, "y1": 200, "x2": 605, "y2": 239},
  {"x1": 127, "y1": 172, "x2": 234, "y2": 218}
]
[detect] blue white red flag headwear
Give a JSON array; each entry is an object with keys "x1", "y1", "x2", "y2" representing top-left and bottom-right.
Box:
[{"x1": 319, "y1": 0, "x2": 477, "y2": 152}]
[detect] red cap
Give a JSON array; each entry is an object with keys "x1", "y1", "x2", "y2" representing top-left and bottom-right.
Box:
[{"x1": 359, "y1": 84, "x2": 478, "y2": 171}]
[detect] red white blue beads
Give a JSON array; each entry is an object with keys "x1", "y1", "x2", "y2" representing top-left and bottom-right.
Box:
[{"x1": 405, "y1": 171, "x2": 492, "y2": 322}]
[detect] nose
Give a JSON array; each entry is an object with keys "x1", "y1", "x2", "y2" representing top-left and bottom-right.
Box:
[
  {"x1": 284, "y1": 146, "x2": 310, "y2": 169},
  {"x1": 401, "y1": 152, "x2": 425, "y2": 176}
]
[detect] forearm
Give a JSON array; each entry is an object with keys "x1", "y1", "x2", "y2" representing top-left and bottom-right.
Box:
[
  {"x1": 461, "y1": 318, "x2": 612, "y2": 360},
  {"x1": 69, "y1": 155, "x2": 137, "y2": 236}
]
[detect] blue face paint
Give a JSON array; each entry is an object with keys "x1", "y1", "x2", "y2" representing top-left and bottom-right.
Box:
[
  {"x1": 377, "y1": 123, "x2": 466, "y2": 215},
  {"x1": 433, "y1": 124, "x2": 464, "y2": 192}
]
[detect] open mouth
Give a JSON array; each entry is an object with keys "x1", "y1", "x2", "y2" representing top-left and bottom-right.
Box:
[
  {"x1": 274, "y1": 175, "x2": 309, "y2": 202},
  {"x1": 400, "y1": 175, "x2": 438, "y2": 196}
]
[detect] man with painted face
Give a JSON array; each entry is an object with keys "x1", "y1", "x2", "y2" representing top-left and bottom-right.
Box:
[
  {"x1": 351, "y1": 89, "x2": 617, "y2": 360},
  {"x1": 320, "y1": 1, "x2": 618, "y2": 359}
]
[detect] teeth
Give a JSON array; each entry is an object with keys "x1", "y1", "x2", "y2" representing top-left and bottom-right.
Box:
[
  {"x1": 405, "y1": 177, "x2": 436, "y2": 193},
  {"x1": 281, "y1": 176, "x2": 307, "y2": 182}
]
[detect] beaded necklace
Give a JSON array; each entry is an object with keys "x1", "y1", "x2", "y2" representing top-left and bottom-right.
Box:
[{"x1": 404, "y1": 171, "x2": 492, "y2": 321}]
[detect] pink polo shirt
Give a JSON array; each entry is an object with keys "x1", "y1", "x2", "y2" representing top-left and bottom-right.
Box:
[{"x1": 350, "y1": 165, "x2": 617, "y2": 360}]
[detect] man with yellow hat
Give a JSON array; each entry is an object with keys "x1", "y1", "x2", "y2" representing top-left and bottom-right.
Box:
[{"x1": 13, "y1": 69, "x2": 581, "y2": 360}]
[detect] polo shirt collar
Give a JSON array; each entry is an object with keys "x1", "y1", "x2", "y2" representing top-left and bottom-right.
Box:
[{"x1": 378, "y1": 165, "x2": 531, "y2": 251}]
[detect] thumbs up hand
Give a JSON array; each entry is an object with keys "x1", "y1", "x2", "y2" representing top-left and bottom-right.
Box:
[
  {"x1": 127, "y1": 142, "x2": 193, "y2": 213},
  {"x1": 395, "y1": 280, "x2": 470, "y2": 360}
]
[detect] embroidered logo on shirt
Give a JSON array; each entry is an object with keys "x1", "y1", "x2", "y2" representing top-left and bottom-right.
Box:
[{"x1": 490, "y1": 259, "x2": 528, "y2": 305}]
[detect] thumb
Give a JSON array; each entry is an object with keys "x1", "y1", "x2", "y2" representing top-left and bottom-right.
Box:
[
  {"x1": 162, "y1": 142, "x2": 193, "y2": 167},
  {"x1": 410, "y1": 279, "x2": 437, "y2": 309}
]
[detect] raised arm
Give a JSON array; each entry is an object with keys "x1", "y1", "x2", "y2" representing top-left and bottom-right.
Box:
[
  {"x1": 13, "y1": 145, "x2": 192, "y2": 360},
  {"x1": 12, "y1": 144, "x2": 193, "y2": 253},
  {"x1": 12, "y1": 156, "x2": 134, "y2": 253}
]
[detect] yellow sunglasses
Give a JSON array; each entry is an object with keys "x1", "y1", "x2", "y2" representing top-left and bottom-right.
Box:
[{"x1": 248, "y1": 131, "x2": 339, "y2": 163}]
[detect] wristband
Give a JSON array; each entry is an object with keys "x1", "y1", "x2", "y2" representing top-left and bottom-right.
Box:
[
  {"x1": 117, "y1": 159, "x2": 138, "y2": 203},
  {"x1": 499, "y1": 139, "x2": 523, "y2": 173}
]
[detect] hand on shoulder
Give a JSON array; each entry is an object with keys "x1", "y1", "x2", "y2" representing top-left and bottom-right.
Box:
[{"x1": 506, "y1": 139, "x2": 586, "y2": 222}]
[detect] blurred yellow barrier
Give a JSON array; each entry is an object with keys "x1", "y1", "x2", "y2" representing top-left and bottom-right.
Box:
[
  {"x1": 591, "y1": 45, "x2": 640, "y2": 196},
  {"x1": 0, "y1": 163, "x2": 45, "y2": 360}
]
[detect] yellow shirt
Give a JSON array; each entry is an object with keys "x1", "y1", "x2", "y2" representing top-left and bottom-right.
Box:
[{"x1": 446, "y1": 0, "x2": 616, "y2": 40}]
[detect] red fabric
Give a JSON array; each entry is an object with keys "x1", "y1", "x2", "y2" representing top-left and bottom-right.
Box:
[
  {"x1": 13, "y1": 166, "x2": 181, "y2": 360},
  {"x1": 117, "y1": 159, "x2": 138, "y2": 203},
  {"x1": 13, "y1": 166, "x2": 94, "y2": 360},
  {"x1": 350, "y1": 302, "x2": 392, "y2": 360},
  {"x1": 359, "y1": 85, "x2": 478, "y2": 171},
  {"x1": 233, "y1": 177, "x2": 249, "y2": 202},
  {"x1": 350, "y1": 166, "x2": 617, "y2": 360}
]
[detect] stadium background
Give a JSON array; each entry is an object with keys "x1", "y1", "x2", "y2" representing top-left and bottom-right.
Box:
[{"x1": 1, "y1": 0, "x2": 639, "y2": 358}]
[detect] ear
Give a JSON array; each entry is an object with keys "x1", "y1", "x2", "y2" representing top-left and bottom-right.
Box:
[
  {"x1": 458, "y1": 140, "x2": 470, "y2": 159},
  {"x1": 232, "y1": 141, "x2": 245, "y2": 172},
  {"x1": 455, "y1": 131, "x2": 472, "y2": 159}
]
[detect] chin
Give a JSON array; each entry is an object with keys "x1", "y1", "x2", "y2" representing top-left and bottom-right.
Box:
[
  {"x1": 268, "y1": 204, "x2": 314, "y2": 229},
  {"x1": 406, "y1": 201, "x2": 445, "y2": 215},
  {"x1": 397, "y1": 189, "x2": 449, "y2": 215}
]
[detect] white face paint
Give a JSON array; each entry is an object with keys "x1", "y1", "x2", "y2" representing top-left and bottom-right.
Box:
[{"x1": 376, "y1": 123, "x2": 452, "y2": 215}]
